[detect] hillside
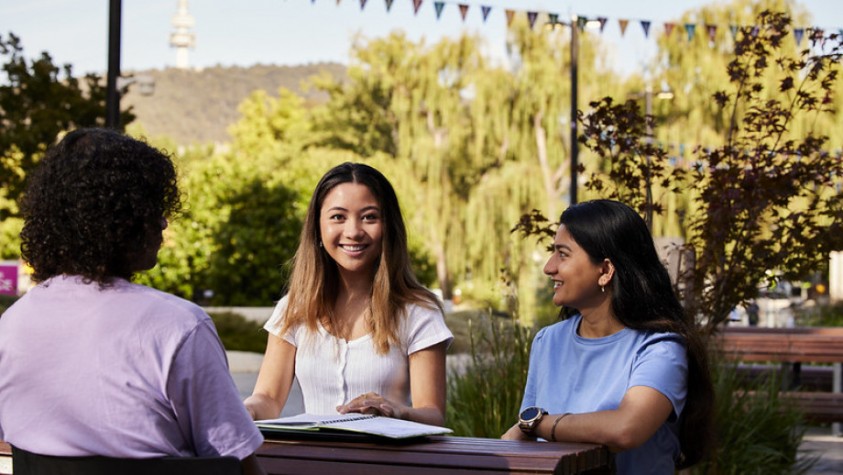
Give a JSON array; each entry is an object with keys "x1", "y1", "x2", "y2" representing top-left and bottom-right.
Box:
[{"x1": 121, "y1": 63, "x2": 345, "y2": 145}]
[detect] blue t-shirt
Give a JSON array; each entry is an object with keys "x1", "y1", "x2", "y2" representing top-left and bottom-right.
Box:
[{"x1": 520, "y1": 315, "x2": 688, "y2": 475}]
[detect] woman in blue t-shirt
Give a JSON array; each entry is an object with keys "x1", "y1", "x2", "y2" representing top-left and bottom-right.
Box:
[{"x1": 502, "y1": 199, "x2": 713, "y2": 474}]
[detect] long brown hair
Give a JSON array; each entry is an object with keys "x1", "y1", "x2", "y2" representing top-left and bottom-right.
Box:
[{"x1": 277, "y1": 162, "x2": 441, "y2": 354}]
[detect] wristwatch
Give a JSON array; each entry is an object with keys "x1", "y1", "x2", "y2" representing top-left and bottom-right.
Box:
[{"x1": 518, "y1": 406, "x2": 548, "y2": 435}]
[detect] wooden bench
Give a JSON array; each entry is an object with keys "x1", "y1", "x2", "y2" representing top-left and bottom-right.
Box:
[
  {"x1": 716, "y1": 326, "x2": 843, "y2": 428},
  {"x1": 0, "y1": 436, "x2": 612, "y2": 475}
]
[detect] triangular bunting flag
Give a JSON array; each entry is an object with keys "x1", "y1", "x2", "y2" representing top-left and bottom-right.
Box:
[
  {"x1": 685, "y1": 23, "x2": 696, "y2": 42},
  {"x1": 729, "y1": 24, "x2": 738, "y2": 40},
  {"x1": 598, "y1": 17, "x2": 608, "y2": 33},
  {"x1": 706, "y1": 24, "x2": 717, "y2": 42},
  {"x1": 505, "y1": 9, "x2": 515, "y2": 27},
  {"x1": 640, "y1": 20, "x2": 651, "y2": 38},
  {"x1": 459, "y1": 4, "x2": 469, "y2": 21},
  {"x1": 311, "y1": 0, "x2": 316, "y2": 4},
  {"x1": 481, "y1": 5, "x2": 491, "y2": 22},
  {"x1": 548, "y1": 13, "x2": 559, "y2": 25},
  {"x1": 664, "y1": 22, "x2": 675, "y2": 37},
  {"x1": 336, "y1": 0, "x2": 341, "y2": 5},
  {"x1": 412, "y1": 0, "x2": 422, "y2": 15},
  {"x1": 793, "y1": 27, "x2": 804, "y2": 45},
  {"x1": 618, "y1": 19, "x2": 629, "y2": 36},
  {"x1": 527, "y1": 11, "x2": 538, "y2": 30},
  {"x1": 578, "y1": 16, "x2": 590, "y2": 31},
  {"x1": 360, "y1": 0, "x2": 367, "y2": 10},
  {"x1": 385, "y1": 0, "x2": 394, "y2": 11},
  {"x1": 434, "y1": 1, "x2": 444, "y2": 19}
]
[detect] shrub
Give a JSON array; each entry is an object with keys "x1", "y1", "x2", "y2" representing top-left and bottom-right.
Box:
[
  {"x1": 207, "y1": 311, "x2": 267, "y2": 353},
  {"x1": 446, "y1": 311, "x2": 534, "y2": 438},
  {"x1": 691, "y1": 355, "x2": 816, "y2": 475}
]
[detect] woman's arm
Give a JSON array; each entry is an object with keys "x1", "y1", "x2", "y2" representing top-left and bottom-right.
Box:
[
  {"x1": 243, "y1": 334, "x2": 296, "y2": 420},
  {"x1": 337, "y1": 340, "x2": 448, "y2": 426},
  {"x1": 502, "y1": 386, "x2": 673, "y2": 451}
]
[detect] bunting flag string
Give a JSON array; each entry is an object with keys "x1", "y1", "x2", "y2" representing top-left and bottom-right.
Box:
[
  {"x1": 527, "y1": 11, "x2": 538, "y2": 30},
  {"x1": 618, "y1": 19, "x2": 629, "y2": 37},
  {"x1": 310, "y1": 0, "x2": 840, "y2": 56},
  {"x1": 481, "y1": 5, "x2": 491, "y2": 22},
  {"x1": 434, "y1": 1, "x2": 444, "y2": 19},
  {"x1": 459, "y1": 4, "x2": 469, "y2": 22},
  {"x1": 685, "y1": 23, "x2": 696, "y2": 42},
  {"x1": 640, "y1": 20, "x2": 651, "y2": 38}
]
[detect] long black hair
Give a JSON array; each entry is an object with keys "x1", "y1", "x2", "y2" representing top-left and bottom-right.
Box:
[{"x1": 560, "y1": 199, "x2": 714, "y2": 468}]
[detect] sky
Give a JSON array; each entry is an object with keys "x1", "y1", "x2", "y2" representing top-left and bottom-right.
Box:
[{"x1": 2, "y1": 0, "x2": 843, "y2": 78}]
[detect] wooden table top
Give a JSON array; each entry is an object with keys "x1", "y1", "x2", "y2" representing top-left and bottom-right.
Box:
[{"x1": 1, "y1": 435, "x2": 610, "y2": 475}]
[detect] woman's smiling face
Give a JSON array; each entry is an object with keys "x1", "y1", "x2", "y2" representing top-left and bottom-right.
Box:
[
  {"x1": 543, "y1": 224, "x2": 605, "y2": 309},
  {"x1": 319, "y1": 182, "x2": 384, "y2": 278}
]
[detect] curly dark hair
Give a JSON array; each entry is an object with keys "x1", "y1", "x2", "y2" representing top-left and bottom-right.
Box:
[{"x1": 20, "y1": 128, "x2": 182, "y2": 284}]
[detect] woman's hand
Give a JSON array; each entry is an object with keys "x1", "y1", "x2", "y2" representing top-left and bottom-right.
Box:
[
  {"x1": 337, "y1": 392, "x2": 408, "y2": 420},
  {"x1": 501, "y1": 423, "x2": 532, "y2": 441}
]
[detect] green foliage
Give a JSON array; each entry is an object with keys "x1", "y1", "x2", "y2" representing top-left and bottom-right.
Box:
[
  {"x1": 691, "y1": 358, "x2": 815, "y2": 475},
  {"x1": 207, "y1": 311, "x2": 267, "y2": 353},
  {"x1": 0, "y1": 32, "x2": 133, "y2": 213},
  {"x1": 0, "y1": 294, "x2": 17, "y2": 315},
  {"x1": 136, "y1": 149, "x2": 303, "y2": 305},
  {"x1": 446, "y1": 311, "x2": 534, "y2": 438},
  {"x1": 574, "y1": 9, "x2": 843, "y2": 333},
  {"x1": 796, "y1": 301, "x2": 843, "y2": 327}
]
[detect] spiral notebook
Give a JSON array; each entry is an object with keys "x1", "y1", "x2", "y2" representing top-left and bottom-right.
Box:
[{"x1": 256, "y1": 413, "x2": 453, "y2": 440}]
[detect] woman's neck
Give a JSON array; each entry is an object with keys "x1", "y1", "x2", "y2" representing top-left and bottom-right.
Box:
[{"x1": 578, "y1": 303, "x2": 624, "y2": 338}]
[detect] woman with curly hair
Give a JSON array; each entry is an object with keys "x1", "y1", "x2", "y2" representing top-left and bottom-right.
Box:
[
  {"x1": 502, "y1": 199, "x2": 714, "y2": 474},
  {"x1": 0, "y1": 128, "x2": 265, "y2": 474},
  {"x1": 245, "y1": 162, "x2": 452, "y2": 426}
]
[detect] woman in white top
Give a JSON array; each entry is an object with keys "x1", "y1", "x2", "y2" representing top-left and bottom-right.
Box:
[{"x1": 244, "y1": 162, "x2": 453, "y2": 426}]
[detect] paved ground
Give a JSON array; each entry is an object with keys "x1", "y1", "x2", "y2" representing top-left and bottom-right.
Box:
[{"x1": 801, "y1": 427, "x2": 843, "y2": 474}]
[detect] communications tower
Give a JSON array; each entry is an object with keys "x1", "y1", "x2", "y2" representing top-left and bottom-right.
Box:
[{"x1": 169, "y1": 0, "x2": 195, "y2": 69}]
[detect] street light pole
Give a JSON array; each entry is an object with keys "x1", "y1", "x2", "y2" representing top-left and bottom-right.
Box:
[
  {"x1": 106, "y1": 0, "x2": 122, "y2": 129},
  {"x1": 644, "y1": 86, "x2": 653, "y2": 231},
  {"x1": 569, "y1": 17, "x2": 579, "y2": 206}
]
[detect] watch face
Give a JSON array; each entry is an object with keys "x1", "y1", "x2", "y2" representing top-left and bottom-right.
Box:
[{"x1": 520, "y1": 406, "x2": 541, "y2": 421}]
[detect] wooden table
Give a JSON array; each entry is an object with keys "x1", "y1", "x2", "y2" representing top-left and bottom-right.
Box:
[{"x1": 0, "y1": 436, "x2": 610, "y2": 475}]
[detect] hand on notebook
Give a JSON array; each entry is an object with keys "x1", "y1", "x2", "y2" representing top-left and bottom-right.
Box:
[{"x1": 337, "y1": 392, "x2": 408, "y2": 420}]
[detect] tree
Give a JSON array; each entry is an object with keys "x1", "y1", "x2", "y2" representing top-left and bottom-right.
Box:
[
  {"x1": 0, "y1": 33, "x2": 134, "y2": 215},
  {"x1": 572, "y1": 9, "x2": 843, "y2": 334}
]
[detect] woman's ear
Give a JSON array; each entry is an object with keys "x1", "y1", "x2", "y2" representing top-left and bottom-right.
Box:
[{"x1": 598, "y1": 259, "x2": 615, "y2": 287}]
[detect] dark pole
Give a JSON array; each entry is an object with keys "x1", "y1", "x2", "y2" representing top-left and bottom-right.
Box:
[
  {"x1": 106, "y1": 0, "x2": 122, "y2": 129},
  {"x1": 569, "y1": 17, "x2": 579, "y2": 205}
]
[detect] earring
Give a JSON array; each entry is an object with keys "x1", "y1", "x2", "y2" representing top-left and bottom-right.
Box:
[
  {"x1": 318, "y1": 241, "x2": 323, "y2": 248},
  {"x1": 601, "y1": 285, "x2": 605, "y2": 293}
]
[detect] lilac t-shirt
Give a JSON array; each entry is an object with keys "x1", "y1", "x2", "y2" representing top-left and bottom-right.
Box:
[{"x1": 0, "y1": 276, "x2": 263, "y2": 459}]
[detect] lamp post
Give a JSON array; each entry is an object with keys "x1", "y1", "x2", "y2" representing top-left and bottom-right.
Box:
[
  {"x1": 106, "y1": 0, "x2": 122, "y2": 129},
  {"x1": 547, "y1": 16, "x2": 599, "y2": 205},
  {"x1": 627, "y1": 84, "x2": 673, "y2": 230},
  {"x1": 569, "y1": 17, "x2": 579, "y2": 206}
]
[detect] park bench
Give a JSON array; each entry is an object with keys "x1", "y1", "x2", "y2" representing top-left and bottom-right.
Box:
[{"x1": 715, "y1": 326, "x2": 843, "y2": 427}]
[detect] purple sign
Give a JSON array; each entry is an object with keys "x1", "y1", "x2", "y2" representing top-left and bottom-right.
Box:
[{"x1": 0, "y1": 263, "x2": 17, "y2": 296}]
